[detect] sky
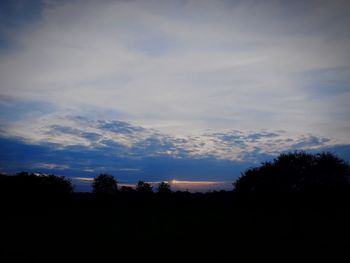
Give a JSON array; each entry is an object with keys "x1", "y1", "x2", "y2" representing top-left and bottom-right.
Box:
[{"x1": 0, "y1": 0, "x2": 350, "y2": 191}]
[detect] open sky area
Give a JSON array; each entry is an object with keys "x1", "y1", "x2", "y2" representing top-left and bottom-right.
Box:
[{"x1": 0, "y1": 0, "x2": 350, "y2": 191}]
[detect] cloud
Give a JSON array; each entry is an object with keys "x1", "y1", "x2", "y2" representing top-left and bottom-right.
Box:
[
  {"x1": 33, "y1": 162, "x2": 69, "y2": 170},
  {"x1": 0, "y1": 111, "x2": 339, "y2": 161},
  {"x1": 290, "y1": 135, "x2": 331, "y2": 149},
  {"x1": 0, "y1": 0, "x2": 349, "y2": 140},
  {"x1": 98, "y1": 120, "x2": 145, "y2": 134}
]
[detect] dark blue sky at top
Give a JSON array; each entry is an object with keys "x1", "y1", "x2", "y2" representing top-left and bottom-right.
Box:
[{"x1": 0, "y1": 0, "x2": 42, "y2": 49}]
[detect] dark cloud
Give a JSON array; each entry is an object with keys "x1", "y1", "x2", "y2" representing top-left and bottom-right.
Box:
[
  {"x1": 98, "y1": 120, "x2": 145, "y2": 135},
  {"x1": 291, "y1": 135, "x2": 331, "y2": 149},
  {"x1": 245, "y1": 132, "x2": 280, "y2": 141},
  {"x1": 45, "y1": 125, "x2": 81, "y2": 136},
  {"x1": 0, "y1": 0, "x2": 43, "y2": 48},
  {"x1": 80, "y1": 132, "x2": 101, "y2": 142}
]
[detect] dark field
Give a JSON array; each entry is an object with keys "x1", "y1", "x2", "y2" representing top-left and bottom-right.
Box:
[{"x1": 1, "y1": 190, "x2": 350, "y2": 262}]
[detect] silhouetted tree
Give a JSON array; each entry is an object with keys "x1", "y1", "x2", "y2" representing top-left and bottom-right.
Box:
[
  {"x1": 234, "y1": 152, "x2": 350, "y2": 194},
  {"x1": 157, "y1": 181, "x2": 171, "y2": 194},
  {"x1": 92, "y1": 174, "x2": 118, "y2": 194},
  {"x1": 43, "y1": 174, "x2": 73, "y2": 194},
  {"x1": 0, "y1": 172, "x2": 73, "y2": 195},
  {"x1": 136, "y1": 180, "x2": 153, "y2": 193}
]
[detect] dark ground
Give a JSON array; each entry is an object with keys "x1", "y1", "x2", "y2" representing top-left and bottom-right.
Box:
[{"x1": 1, "y1": 190, "x2": 350, "y2": 262}]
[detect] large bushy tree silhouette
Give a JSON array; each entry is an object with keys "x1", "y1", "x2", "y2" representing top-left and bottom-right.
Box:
[
  {"x1": 234, "y1": 152, "x2": 350, "y2": 194},
  {"x1": 157, "y1": 181, "x2": 171, "y2": 195},
  {"x1": 136, "y1": 180, "x2": 153, "y2": 193},
  {"x1": 92, "y1": 174, "x2": 118, "y2": 194}
]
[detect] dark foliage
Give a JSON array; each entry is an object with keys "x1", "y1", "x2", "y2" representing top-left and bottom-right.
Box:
[
  {"x1": 119, "y1": 186, "x2": 135, "y2": 192},
  {"x1": 234, "y1": 152, "x2": 350, "y2": 194},
  {"x1": 136, "y1": 180, "x2": 153, "y2": 193},
  {"x1": 92, "y1": 173, "x2": 118, "y2": 194},
  {"x1": 0, "y1": 172, "x2": 73, "y2": 195},
  {"x1": 157, "y1": 181, "x2": 171, "y2": 194}
]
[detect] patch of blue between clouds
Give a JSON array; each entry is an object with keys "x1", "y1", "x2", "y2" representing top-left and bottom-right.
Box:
[
  {"x1": 301, "y1": 67, "x2": 350, "y2": 97},
  {"x1": 0, "y1": 95, "x2": 56, "y2": 122}
]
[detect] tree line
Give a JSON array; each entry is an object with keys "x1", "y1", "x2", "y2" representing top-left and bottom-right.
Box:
[
  {"x1": 91, "y1": 174, "x2": 171, "y2": 194},
  {"x1": 1, "y1": 151, "x2": 349, "y2": 196}
]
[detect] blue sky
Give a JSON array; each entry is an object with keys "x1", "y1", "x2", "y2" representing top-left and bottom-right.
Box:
[{"x1": 0, "y1": 0, "x2": 350, "y2": 189}]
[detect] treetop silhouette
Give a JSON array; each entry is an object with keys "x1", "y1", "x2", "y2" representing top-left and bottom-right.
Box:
[
  {"x1": 234, "y1": 151, "x2": 350, "y2": 194},
  {"x1": 157, "y1": 181, "x2": 171, "y2": 194},
  {"x1": 92, "y1": 173, "x2": 118, "y2": 194},
  {"x1": 136, "y1": 180, "x2": 153, "y2": 193}
]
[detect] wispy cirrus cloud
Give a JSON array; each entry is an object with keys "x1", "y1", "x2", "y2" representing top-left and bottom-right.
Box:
[
  {"x1": 33, "y1": 162, "x2": 69, "y2": 170},
  {"x1": 0, "y1": 0, "x2": 349, "y2": 140}
]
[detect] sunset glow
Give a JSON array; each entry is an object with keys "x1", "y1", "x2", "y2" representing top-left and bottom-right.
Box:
[
  {"x1": 72, "y1": 177, "x2": 228, "y2": 192},
  {"x1": 171, "y1": 179, "x2": 224, "y2": 185}
]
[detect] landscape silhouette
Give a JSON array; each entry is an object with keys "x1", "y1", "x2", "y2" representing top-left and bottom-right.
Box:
[{"x1": 0, "y1": 151, "x2": 349, "y2": 262}]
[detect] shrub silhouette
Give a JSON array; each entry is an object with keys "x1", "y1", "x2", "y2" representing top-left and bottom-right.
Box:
[
  {"x1": 157, "y1": 181, "x2": 171, "y2": 194},
  {"x1": 92, "y1": 174, "x2": 118, "y2": 194},
  {"x1": 136, "y1": 180, "x2": 153, "y2": 193},
  {"x1": 234, "y1": 152, "x2": 350, "y2": 194},
  {"x1": 120, "y1": 186, "x2": 135, "y2": 192}
]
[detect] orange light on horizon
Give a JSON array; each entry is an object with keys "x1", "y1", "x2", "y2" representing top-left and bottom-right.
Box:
[
  {"x1": 72, "y1": 177, "x2": 226, "y2": 186},
  {"x1": 73, "y1": 177, "x2": 94, "y2": 181},
  {"x1": 170, "y1": 179, "x2": 224, "y2": 185}
]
